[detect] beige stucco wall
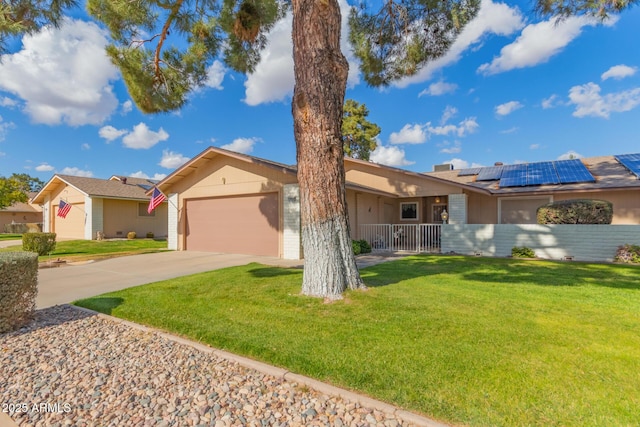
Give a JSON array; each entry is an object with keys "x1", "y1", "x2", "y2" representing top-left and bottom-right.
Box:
[
  {"x1": 345, "y1": 162, "x2": 461, "y2": 197},
  {"x1": 0, "y1": 211, "x2": 42, "y2": 232},
  {"x1": 346, "y1": 190, "x2": 397, "y2": 239},
  {"x1": 164, "y1": 155, "x2": 297, "y2": 251},
  {"x1": 102, "y1": 199, "x2": 168, "y2": 238},
  {"x1": 49, "y1": 185, "x2": 86, "y2": 239},
  {"x1": 465, "y1": 191, "x2": 497, "y2": 224}
]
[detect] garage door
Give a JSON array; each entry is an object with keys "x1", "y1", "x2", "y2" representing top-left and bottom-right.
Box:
[{"x1": 185, "y1": 193, "x2": 279, "y2": 256}]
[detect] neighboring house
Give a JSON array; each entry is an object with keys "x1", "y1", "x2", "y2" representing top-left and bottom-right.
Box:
[
  {"x1": 0, "y1": 194, "x2": 43, "y2": 232},
  {"x1": 154, "y1": 147, "x2": 640, "y2": 260},
  {"x1": 424, "y1": 155, "x2": 640, "y2": 225},
  {"x1": 31, "y1": 175, "x2": 168, "y2": 240}
]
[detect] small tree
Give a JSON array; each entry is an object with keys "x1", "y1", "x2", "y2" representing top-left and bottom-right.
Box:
[{"x1": 342, "y1": 99, "x2": 380, "y2": 161}]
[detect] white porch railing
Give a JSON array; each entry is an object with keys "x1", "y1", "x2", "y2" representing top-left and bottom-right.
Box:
[{"x1": 359, "y1": 224, "x2": 442, "y2": 253}]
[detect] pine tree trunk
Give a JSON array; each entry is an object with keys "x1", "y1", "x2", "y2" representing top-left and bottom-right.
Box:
[{"x1": 291, "y1": 0, "x2": 364, "y2": 299}]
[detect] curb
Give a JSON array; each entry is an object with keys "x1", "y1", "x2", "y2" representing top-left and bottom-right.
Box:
[{"x1": 70, "y1": 304, "x2": 450, "y2": 427}]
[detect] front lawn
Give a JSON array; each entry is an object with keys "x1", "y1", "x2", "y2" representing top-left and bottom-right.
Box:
[
  {"x1": 74, "y1": 255, "x2": 640, "y2": 426},
  {"x1": 0, "y1": 238, "x2": 168, "y2": 261}
]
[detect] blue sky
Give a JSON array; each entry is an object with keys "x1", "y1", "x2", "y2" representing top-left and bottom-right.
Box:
[{"x1": 1, "y1": 0, "x2": 639, "y2": 182}]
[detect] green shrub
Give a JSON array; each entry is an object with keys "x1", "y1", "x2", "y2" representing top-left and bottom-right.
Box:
[
  {"x1": 146, "y1": 232, "x2": 154, "y2": 238},
  {"x1": 127, "y1": 231, "x2": 136, "y2": 240},
  {"x1": 537, "y1": 199, "x2": 613, "y2": 225},
  {"x1": 352, "y1": 240, "x2": 362, "y2": 255},
  {"x1": 0, "y1": 252, "x2": 38, "y2": 333},
  {"x1": 22, "y1": 232, "x2": 57, "y2": 256},
  {"x1": 614, "y1": 244, "x2": 640, "y2": 264},
  {"x1": 512, "y1": 246, "x2": 536, "y2": 258},
  {"x1": 358, "y1": 239, "x2": 372, "y2": 254}
]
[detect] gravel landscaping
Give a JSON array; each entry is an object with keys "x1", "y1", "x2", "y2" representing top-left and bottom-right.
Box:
[{"x1": 1, "y1": 305, "x2": 428, "y2": 427}]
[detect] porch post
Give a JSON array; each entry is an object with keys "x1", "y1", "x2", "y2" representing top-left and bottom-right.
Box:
[
  {"x1": 447, "y1": 193, "x2": 468, "y2": 224},
  {"x1": 283, "y1": 184, "x2": 302, "y2": 260},
  {"x1": 167, "y1": 193, "x2": 179, "y2": 250}
]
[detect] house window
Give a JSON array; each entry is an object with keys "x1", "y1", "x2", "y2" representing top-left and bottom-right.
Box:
[
  {"x1": 138, "y1": 202, "x2": 155, "y2": 217},
  {"x1": 400, "y1": 202, "x2": 418, "y2": 221}
]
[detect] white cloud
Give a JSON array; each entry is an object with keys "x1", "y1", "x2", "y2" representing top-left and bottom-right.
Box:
[
  {"x1": 122, "y1": 123, "x2": 169, "y2": 149},
  {"x1": 0, "y1": 152, "x2": 5, "y2": 157},
  {"x1": 495, "y1": 101, "x2": 523, "y2": 116},
  {"x1": 35, "y1": 163, "x2": 55, "y2": 172},
  {"x1": 99, "y1": 125, "x2": 128, "y2": 142},
  {"x1": 439, "y1": 141, "x2": 462, "y2": 154},
  {"x1": 601, "y1": 64, "x2": 637, "y2": 81},
  {"x1": 243, "y1": 0, "x2": 359, "y2": 105},
  {"x1": 418, "y1": 81, "x2": 458, "y2": 97},
  {"x1": 500, "y1": 126, "x2": 519, "y2": 134},
  {"x1": 541, "y1": 94, "x2": 559, "y2": 109},
  {"x1": 568, "y1": 82, "x2": 640, "y2": 118},
  {"x1": 220, "y1": 137, "x2": 260, "y2": 154},
  {"x1": 370, "y1": 145, "x2": 415, "y2": 167},
  {"x1": 1, "y1": 97, "x2": 17, "y2": 108},
  {"x1": 429, "y1": 117, "x2": 479, "y2": 137},
  {"x1": 0, "y1": 116, "x2": 15, "y2": 141},
  {"x1": 478, "y1": 16, "x2": 617, "y2": 75},
  {"x1": 440, "y1": 105, "x2": 458, "y2": 124},
  {"x1": 205, "y1": 60, "x2": 226, "y2": 90},
  {"x1": 0, "y1": 19, "x2": 119, "y2": 126},
  {"x1": 389, "y1": 124, "x2": 428, "y2": 144},
  {"x1": 446, "y1": 158, "x2": 472, "y2": 169},
  {"x1": 557, "y1": 150, "x2": 583, "y2": 160},
  {"x1": 396, "y1": 0, "x2": 525, "y2": 87},
  {"x1": 81, "y1": 143, "x2": 90, "y2": 150},
  {"x1": 158, "y1": 149, "x2": 190, "y2": 169},
  {"x1": 60, "y1": 167, "x2": 93, "y2": 177},
  {"x1": 530, "y1": 143, "x2": 540, "y2": 149},
  {"x1": 129, "y1": 171, "x2": 167, "y2": 180},
  {"x1": 121, "y1": 100, "x2": 133, "y2": 114}
]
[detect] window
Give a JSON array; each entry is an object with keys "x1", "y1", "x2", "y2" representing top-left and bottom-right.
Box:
[
  {"x1": 138, "y1": 202, "x2": 155, "y2": 217},
  {"x1": 400, "y1": 202, "x2": 418, "y2": 221}
]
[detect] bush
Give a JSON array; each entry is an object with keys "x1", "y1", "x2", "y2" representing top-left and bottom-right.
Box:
[
  {"x1": 0, "y1": 252, "x2": 38, "y2": 333},
  {"x1": 146, "y1": 232, "x2": 154, "y2": 238},
  {"x1": 614, "y1": 244, "x2": 640, "y2": 264},
  {"x1": 352, "y1": 240, "x2": 362, "y2": 255},
  {"x1": 537, "y1": 199, "x2": 613, "y2": 225},
  {"x1": 358, "y1": 239, "x2": 372, "y2": 254},
  {"x1": 127, "y1": 231, "x2": 136, "y2": 240},
  {"x1": 512, "y1": 246, "x2": 536, "y2": 258},
  {"x1": 22, "y1": 232, "x2": 56, "y2": 256}
]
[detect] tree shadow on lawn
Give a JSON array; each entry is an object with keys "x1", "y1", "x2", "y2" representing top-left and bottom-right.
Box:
[
  {"x1": 247, "y1": 266, "x2": 302, "y2": 278},
  {"x1": 361, "y1": 254, "x2": 640, "y2": 290}
]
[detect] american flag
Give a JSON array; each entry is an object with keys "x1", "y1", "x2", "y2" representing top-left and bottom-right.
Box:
[
  {"x1": 147, "y1": 187, "x2": 166, "y2": 214},
  {"x1": 57, "y1": 200, "x2": 72, "y2": 218}
]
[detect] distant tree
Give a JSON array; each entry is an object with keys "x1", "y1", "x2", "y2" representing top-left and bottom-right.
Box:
[
  {"x1": 1, "y1": 0, "x2": 480, "y2": 299},
  {"x1": 10, "y1": 173, "x2": 45, "y2": 192},
  {"x1": 535, "y1": 0, "x2": 637, "y2": 19},
  {"x1": 0, "y1": 176, "x2": 29, "y2": 209},
  {"x1": 342, "y1": 99, "x2": 380, "y2": 161}
]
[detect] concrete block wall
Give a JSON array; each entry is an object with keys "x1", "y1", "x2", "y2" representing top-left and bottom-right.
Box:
[
  {"x1": 283, "y1": 184, "x2": 302, "y2": 260},
  {"x1": 442, "y1": 224, "x2": 640, "y2": 262},
  {"x1": 167, "y1": 193, "x2": 179, "y2": 250},
  {"x1": 447, "y1": 193, "x2": 467, "y2": 224}
]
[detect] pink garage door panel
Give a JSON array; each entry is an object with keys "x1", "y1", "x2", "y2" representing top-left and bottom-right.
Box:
[{"x1": 185, "y1": 193, "x2": 279, "y2": 257}]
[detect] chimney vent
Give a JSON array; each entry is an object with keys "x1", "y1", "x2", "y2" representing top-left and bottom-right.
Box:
[
  {"x1": 494, "y1": 162, "x2": 503, "y2": 166},
  {"x1": 433, "y1": 163, "x2": 453, "y2": 172}
]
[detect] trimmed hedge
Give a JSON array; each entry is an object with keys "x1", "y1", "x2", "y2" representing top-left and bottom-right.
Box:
[
  {"x1": 537, "y1": 199, "x2": 613, "y2": 225},
  {"x1": 0, "y1": 252, "x2": 38, "y2": 333},
  {"x1": 22, "y1": 232, "x2": 57, "y2": 256}
]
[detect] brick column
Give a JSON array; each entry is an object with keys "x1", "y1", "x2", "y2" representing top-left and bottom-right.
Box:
[{"x1": 447, "y1": 193, "x2": 468, "y2": 224}]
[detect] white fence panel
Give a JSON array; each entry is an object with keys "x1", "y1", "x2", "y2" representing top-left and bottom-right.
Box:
[{"x1": 360, "y1": 224, "x2": 441, "y2": 253}]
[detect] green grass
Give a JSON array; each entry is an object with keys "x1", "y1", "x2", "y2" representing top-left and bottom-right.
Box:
[
  {"x1": 0, "y1": 238, "x2": 168, "y2": 261},
  {"x1": 74, "y1": 255, "x2": 640, "y2": 426},
  {"x1": 0, "y1": 233, "x2": 22, "y2": 241}
]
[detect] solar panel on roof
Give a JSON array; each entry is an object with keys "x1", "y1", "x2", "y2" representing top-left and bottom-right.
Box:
[
  {"x1": 554, "y1": 159, "x2": 595, "y2": 184},
  {"x1": 477, "y1": 166, "x2": 503, "y2": 181},
  {"x1": 615, "y1": 153, "x2": 640, "y2": 178},
  {"x1": 458, "y1": 167, "x2": 482, "y2": 176},
  {"x1": 527, "y1": 161, "x2": 559, "y2": 186},
  {"x1": 499, "y1": 164, "x2": 528, "y2": 187}
]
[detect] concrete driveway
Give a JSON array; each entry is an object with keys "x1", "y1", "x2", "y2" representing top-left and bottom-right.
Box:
[{"x1": 37, "y1": 251, "x2": 302, "y2": 309}]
